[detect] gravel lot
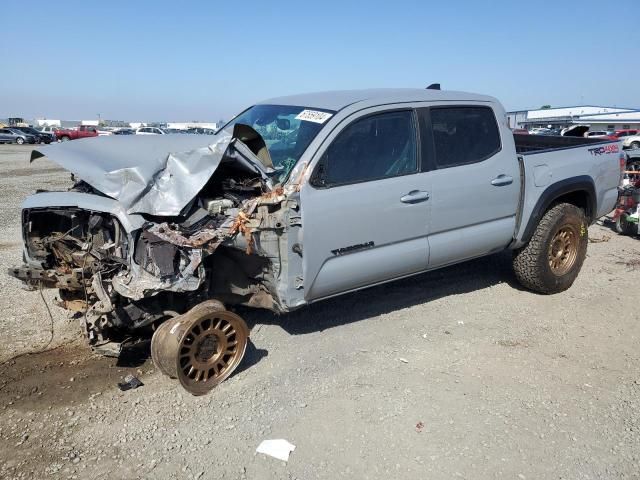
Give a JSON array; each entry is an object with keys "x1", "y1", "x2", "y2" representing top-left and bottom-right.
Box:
[{"x1": 1, "y1": 144, "x2": 639, "y2": 479}]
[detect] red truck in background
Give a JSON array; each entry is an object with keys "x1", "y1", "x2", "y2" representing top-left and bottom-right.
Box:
[{"x1": 55, "y1": 125, "x2": 99, "y2": 142}]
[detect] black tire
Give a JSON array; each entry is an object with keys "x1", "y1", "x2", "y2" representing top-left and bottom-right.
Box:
[
  {"x1": 513, "y1": 203, "x2": 588, "y2": 294},
  {"x1": 16, "y1": 137, "x2": 24, "y2": 145},
  {"x1": 60, "y1": 136, "x2": 70, "y2": 142},
  {"x1": 631, "y1": 141, "x2": 640, "y2": 149}
]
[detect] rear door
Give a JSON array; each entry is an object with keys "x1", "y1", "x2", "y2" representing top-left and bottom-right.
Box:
[
  {"x1": 418, "y1": 105, "x2": 520, "y2": 268},
  {"x1": 300, "y1": 108, "x2": 431, "y2": 301}
]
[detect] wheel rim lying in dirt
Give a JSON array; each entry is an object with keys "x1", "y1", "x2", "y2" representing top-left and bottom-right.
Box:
[
  {"x1": 150, "y1": 300, "x2": 249, "y2": 396},
  {"x1": 548, "y1": 225, "x2": 579, "y2": 275}
]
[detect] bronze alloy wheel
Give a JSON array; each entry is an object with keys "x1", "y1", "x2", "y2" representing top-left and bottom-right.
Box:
[
  {"x1": 178, "y1": 311, "x2": 248, "y2": 391},
  {"x1": 547, "y1": 224, "x2": 579, "y2": 276},
  {"x1": 151, "y1": 300, "x2": 249, "y2": 395}
]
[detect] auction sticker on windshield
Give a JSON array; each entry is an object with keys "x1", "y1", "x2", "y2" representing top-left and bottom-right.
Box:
[{"x1": 295, "y1": 110, "x2": 333, "y2": 124}]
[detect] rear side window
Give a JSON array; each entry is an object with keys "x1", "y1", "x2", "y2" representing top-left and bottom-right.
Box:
[
  {"x1": 319, "y1": 110, "x2": 418, "y2": 186},
  {"x1": 429, "y1": 106, "x2": 501, "y2": 168}
]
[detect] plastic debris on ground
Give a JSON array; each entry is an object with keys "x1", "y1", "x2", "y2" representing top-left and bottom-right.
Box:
[
  {"x1": 117, "y1": 374, "x2": 144, "y2": 391},
  {"x1": 256, "y1": 439, "x2": 296, "y2": 462}
]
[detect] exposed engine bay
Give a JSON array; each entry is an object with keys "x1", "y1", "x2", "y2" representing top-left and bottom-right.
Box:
[{"x1": 9, "y1": 126, "x2": 305, "y2": 393}]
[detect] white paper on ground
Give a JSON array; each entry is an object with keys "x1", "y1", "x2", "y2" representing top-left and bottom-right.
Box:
[{"x1": 256, "y1": 439, "x2": 296, "y2": 462}]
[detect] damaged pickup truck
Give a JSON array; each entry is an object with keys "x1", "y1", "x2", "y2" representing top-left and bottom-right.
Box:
[{"x1": 9, "y1": 89, "x2": 623, "y2": 395}]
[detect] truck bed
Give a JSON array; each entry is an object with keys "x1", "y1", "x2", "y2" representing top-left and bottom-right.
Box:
[
  {"x1": 511, "y1": 134, "x2": 622, "y2": 249},
  {"x1": 514, "y1": 133, "x2": 606, "y2": 154}
]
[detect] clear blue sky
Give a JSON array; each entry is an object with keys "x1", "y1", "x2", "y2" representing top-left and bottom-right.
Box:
[{"x1": 2, "y1": 0, "x2": 638, "y2": 122}]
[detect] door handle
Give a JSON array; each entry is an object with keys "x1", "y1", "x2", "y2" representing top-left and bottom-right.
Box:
[
  {"x1": 491, "y1": 174, "x2": 513, "y2": 186},
  {"x1": 400, "y1": 190, "x2": 430, "y2": 204}
]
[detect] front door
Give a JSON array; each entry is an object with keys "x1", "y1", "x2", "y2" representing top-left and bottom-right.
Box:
[{"x1": 300, "y1": 109, "x2": 431, "y2": 301}]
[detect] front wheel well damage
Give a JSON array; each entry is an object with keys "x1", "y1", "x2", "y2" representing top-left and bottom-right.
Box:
[{"x1": 205, "y1": 246, "x2": 279, "y2": 311}]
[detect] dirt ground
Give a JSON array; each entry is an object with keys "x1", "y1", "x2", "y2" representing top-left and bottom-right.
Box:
[{"x1": 0, "y1": 144, "x2": 639, "y2": 480}]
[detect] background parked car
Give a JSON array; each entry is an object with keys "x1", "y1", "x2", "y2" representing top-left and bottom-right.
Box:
[
  {"x1": 0, "y1": 128, "x2": 37, "y2": 144},
  {"x1": 113, "y1": 128, "x2": 135, "y2": 135},
  {"x1": 529, "y1": 127, "x2": 552, "y2": 135},
  {"x1": 39, "y1": 125, "x2": 59, "y2": 136},
  {"x1": 608, "y1": 129, "x2": 638, "y2": 141},
  {"x1": 186, "y1": 127, "x2": 216, "y2": 135},
  {"x1": 622, "y1": 133, "x2": 640, "y2": 150},
  {"x1": 55, "y1": 125, "x2": 99, "y2": 141},
  {"x1": 584, "y1": 130, "x2": 610, "y2": 138},
  {"x1": 11, "y1": 126, "x2": 55, "y2": 144},
  {"x1": 135, "y1": 127, "x2": 166, "y2": 135}
]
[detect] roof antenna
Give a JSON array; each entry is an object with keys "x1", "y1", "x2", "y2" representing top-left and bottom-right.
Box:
[{"x1": 426, "y1": 83, "x2": 441, "y2": 90}]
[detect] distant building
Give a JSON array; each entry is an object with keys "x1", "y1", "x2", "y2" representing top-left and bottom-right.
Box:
[
  {"x1": 571, "y1": 110, "x2": 640, "y2": 132},
  {"x1": 507, "y1": 105, "x2": 640, "y2": 131}
]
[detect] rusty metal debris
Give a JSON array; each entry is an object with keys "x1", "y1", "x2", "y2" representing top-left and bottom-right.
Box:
[{"x1": 150, "y1": 300, "x2": 249, "y2": 396}]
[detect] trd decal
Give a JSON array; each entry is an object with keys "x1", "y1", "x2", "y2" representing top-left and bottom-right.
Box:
[{"x1": 588, "y1": 144, "x2": 619, "y2": 156}]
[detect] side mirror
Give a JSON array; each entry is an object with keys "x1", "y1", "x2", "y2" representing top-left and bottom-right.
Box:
[{"x1": 276, "y1": 118, "x2": 290, "y2": 130}]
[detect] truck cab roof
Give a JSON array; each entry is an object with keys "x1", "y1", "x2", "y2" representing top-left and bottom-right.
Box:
[{"x1": 258, "y1": 88, "x2": 496, "y2": 111}]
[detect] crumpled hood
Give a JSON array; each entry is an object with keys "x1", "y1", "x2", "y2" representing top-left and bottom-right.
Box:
[{"x1": 31, "y1": 131, "x2": 271, "y2": 216}]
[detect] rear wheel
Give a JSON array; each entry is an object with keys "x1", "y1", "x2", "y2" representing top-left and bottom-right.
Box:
[{"x1": 513, "y1": 203, "x2": 588, "y2": 294}]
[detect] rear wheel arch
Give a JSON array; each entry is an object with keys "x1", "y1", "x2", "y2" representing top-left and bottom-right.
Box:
[{"x1": 521, "y1": 176, "x2": 596, "y2": 245}]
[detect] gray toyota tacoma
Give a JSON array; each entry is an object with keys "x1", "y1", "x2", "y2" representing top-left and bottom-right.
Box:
[{"x1": 9, "y1": 88, "x2": 623, "y2": 394}]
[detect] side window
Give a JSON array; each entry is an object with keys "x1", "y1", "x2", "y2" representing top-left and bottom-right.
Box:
[
  {"x1": 429, "y1": 106, "x2": 501, "y2": 168},
  {"x1": 320, "y1": 110, "x2": 417, "y2": 186}
]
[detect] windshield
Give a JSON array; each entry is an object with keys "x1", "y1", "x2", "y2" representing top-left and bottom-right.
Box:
[{"x1": 225, "y1": 104, "x2": 334, "y2": 182}]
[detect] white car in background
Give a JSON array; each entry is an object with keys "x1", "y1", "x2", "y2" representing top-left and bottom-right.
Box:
[
  {"x1": 622, "y1": 133, "x2": 640, "y2": 150},
  {"x1": 135, "y1": 127, "x2": 166, "y2": 135},
  {"x1": 529, "y1": 127, "x2": 552, "y2": 135},
  {"x1": 584, "y1": 130, "x2": 609, "y2": 138},
  {"x1": 39, "y1": 126, "x2": 59, "y2": 135}
]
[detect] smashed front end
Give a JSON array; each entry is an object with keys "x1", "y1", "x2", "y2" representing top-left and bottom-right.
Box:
[{"x1": 8, "y1": 129, "x2": 304, "y2": 373}]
